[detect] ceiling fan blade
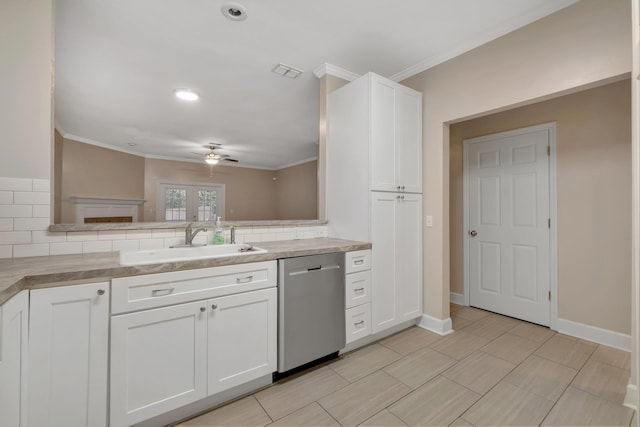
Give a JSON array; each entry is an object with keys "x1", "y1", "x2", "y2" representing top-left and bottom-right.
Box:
[{"x1": 223, "y1": 158, "x2": 239, "y2": 163}]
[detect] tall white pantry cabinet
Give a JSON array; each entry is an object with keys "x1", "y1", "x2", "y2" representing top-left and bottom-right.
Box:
[{"x1": 327, "y1": 72, "x2": 423, "y2": 336}]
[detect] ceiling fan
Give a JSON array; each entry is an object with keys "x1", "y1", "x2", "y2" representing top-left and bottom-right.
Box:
[{"x1": 202, "y1": 143, "x2": 239, "y2": 165}]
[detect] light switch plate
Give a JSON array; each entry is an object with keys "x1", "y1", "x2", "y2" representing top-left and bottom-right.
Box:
[{"x1": 425, "y1": 215, "x2": 433, "y2": 227}]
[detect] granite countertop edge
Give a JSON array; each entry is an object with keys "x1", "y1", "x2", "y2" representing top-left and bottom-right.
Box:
[{"x1": 0, "y1": 238, "x2": 371, "y2": 306}]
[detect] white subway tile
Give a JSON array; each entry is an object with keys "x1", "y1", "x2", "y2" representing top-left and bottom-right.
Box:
[
  {"x1": 139, "y1": 239, "x2": 164, "y2": 250},
  {"x1": 0, "y1": 219, "x2": 13, "y2": 231},
  {"x1": 32, "y1": 205, "x2": 51, "y2": 218},
  {"x1": 275, "y1": 232, "x2": 294, "y2": 241},
  {"x1": 0, "y1": 231, "x2": 31, "y2": 245},
  {"x1": 14, "y1": 217, "x2": 50, "y2": 231},
  {"x1": 0, "y1": 177, "x2": 31, "y2": 192},
  {"x1": 13, "y1": 243, "x2": 50, "y2": 258},
  {"x1": 113, "y1": 239, "x2": 140, "y2": 251},
  {"x1": 32, "y1": 179, "x2": 50, "y2": 192},
  {"x1": 98, "y1": 230, "x2": 127, "y2": 241},
  {"x1": 82, "y1": 240, "x2": 112, "y2": 253},
  {"x1": 0, "y1": 191, "x2": 13, "y2": 204},
  {"x1": 0, "y1": 245, "x2": 12, "y2": 258},
  {"x1": 50, "y1": 241, "x2": 83, "y2": 256},
  {"x1": 152, "y1": 229, "x2": 177, "y2": 239},
  {"x1": 191, "y1": 234, "x2": 209, "y2": 246},
  {"x1": 0, "y1": 205, "x2": 32, "y2": 218},
  {"x1": 31, "y1": 231, "x2": 68, "y2": 243},
  {"x1": 261, "y1": 233, "x2": 276, "y2": 242},
  {"x1": 126, "y1": 229, "x2": 153, "y2": 240},
  {"x1": 13, "y1": 191, "x2": 50, "y2": 205},
  {"x1": 66, "y1": 231, "x2": 98, "y2": 241}
]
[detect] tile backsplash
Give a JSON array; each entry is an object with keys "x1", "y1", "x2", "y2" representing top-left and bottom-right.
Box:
[{"x1": 0, "y1": 177, "x2": 328, "y2": 259}]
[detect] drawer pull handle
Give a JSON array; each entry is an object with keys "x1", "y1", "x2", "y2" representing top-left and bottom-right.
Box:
[
  {"x1": 354, "y1": 320, "x2": 365, "y2": 327},
  {"x1": 212, "y1": 304, "x2": 218, "y2": 310},
  {"x1": 200, "y1": 307, "x2": 206, "y2": 312},
  {"x1": 152, "y1": 288, "x2": 174, "y2": 296},
  {"x1": 354, "y1": 259, "x2": 364, "y2": 265},
  {"x1": 97, "y1": 289, "x2": 105, "y2": 296},
  {"x1": 236, "y1": 275, "x2": 254, "y2": 284},
  {"x1": 354, "y1": 287, "x2": 365, "y2": 293}
]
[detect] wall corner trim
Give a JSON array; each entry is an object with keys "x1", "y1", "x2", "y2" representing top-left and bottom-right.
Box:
[
  {"x1": 556, "y1": 318, "x2": 631, "y2": 351},
  {"x1": 418, "y1": 314, "x2": 454, "y2": 336},
  {"x1": 312, "y1": 63, "x2": 360, "y2": 81},
  {"x1": 624, "y1": 383, "x2": 638, "y2": 411}
]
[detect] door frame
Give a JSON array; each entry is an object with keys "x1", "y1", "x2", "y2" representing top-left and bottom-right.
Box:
[{"x1": 462, "y1": 122, "x2": 558, "y2": 330}]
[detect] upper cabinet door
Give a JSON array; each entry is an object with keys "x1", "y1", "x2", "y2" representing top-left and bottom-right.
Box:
[
  {"x1": 370, "y1": 76, "x2": 398, "y2": 192},
  {"x1": 396, "y1": 88, "x2": 422, "y2": 194},
  {"x1": 370, "y1": 75, "x2": 422, "y2": 193}
]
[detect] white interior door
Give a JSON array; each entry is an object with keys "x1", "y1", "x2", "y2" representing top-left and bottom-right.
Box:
[{"x1": 466, "y1": 126, "x2": 551, "y2": 326}]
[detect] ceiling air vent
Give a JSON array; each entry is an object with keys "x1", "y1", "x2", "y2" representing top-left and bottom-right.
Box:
[{"x1": 272, "y1": 63, "x2": 303, "y2": 79}]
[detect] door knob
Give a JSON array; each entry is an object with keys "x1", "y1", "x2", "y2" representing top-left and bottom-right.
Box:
[{"x1": 469, "y1": 230, "x2": 478, "y2": 237}]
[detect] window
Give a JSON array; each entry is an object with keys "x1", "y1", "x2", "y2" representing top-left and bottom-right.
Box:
[{"x1": 157, "y1": 183, "x2": 225, "y2": 222}]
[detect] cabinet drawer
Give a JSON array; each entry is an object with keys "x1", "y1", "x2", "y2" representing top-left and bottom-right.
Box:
[
  {"x1": 345, "y1": 250, "x2": 371, "y2": 274},
  {"x1": 345, "y1": 303, "x2": 371, "y2": 344},
  {"x1": 111, "y1": 261, "x2": 277, "y2": 314},
  {"x1": 345, "y1": 270, "x2": 371, "y2": 309}
]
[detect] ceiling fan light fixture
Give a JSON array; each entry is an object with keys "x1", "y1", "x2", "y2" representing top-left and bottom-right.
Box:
[
  {"x1": 205, "y1": 152, "x2": 219, "y2": 164},
  {"x1": 221, "y1": 3, "x2": 248, "y2": 21},
  {"x1": 174, "y1": 88, "x2": 200, "y2": 101}
]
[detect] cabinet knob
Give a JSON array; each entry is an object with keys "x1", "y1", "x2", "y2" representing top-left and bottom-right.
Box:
[
  {"x1": 200, "y1": 306, "x2": 206, "y2": 312},
  {"x1": 401, "y1": 185, "x2": 405, "y2": 191},
  {"x1": 97, "y1": 289, "x2": 105, "y2": 296},
  {"x1": 212, "y1": 304, "x2": 218, "y2": 310}
]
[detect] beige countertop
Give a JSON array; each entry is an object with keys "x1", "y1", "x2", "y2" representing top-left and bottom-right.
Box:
[{"x1": 0, "y1": 238, "x2": 371, "y2": 305}]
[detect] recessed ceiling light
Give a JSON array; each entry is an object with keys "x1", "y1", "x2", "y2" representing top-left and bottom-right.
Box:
[
  {"x1": 173, "y1": 88, "x2": 200, "y2": 101},
  {"x1": 127, "y1": 142, "x2": 136, "y2": 147},
  {"x1": 221, "y1": 2, "x2": 248, "y2": 21}
]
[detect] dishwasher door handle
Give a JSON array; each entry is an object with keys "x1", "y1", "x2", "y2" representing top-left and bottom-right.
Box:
[{"x1": 288, "y1": 264, "x2": 341, "y2": 276}]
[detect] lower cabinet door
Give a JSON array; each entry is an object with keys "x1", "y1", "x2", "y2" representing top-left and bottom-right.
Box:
[
  {"x1": 0, "y1": 291, "x2": 28, "y2": 427},
  {"x1": 110, "y1": 301, "x2": 208, "y2": 427},
  {"x1": 208, "y1": 288, "x2": 277, "y2": 395},
  {"x1": 28, "y1": 282, "x2": 110, "y2": 427}
]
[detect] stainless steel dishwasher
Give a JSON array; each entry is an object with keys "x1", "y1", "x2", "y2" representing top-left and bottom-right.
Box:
[{"x1": 278, "y1": 252, "x2": 345, "y2": 373}]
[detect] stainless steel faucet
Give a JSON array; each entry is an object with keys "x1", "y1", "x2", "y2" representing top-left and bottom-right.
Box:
[
  {"x1": 185, "y1": 223, "x2": 207, "y2": 245},
  {"x1": 230, "y1": 226, "x2": 236, "y2": 244}
]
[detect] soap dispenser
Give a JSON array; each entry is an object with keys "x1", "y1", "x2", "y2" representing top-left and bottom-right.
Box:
[{"x1": 213, "y1": 217, "x2": 224, "y2": 244}]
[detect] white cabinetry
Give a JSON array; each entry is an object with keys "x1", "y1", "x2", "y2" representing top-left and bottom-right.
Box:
[
  {"x1": 327, "y1": 72, "x2": 423, "y2": 339},
  {"x1": 0, "y1": 291, "x2": 29, "y2": 427},
  {"x1": 371, "y1": 193, "x2": 422, "y2": 333},
  {"x1": 110, "y1": 262, "x2": 277, "y2": 427},
  {"x1": 28, "y1": 282, "x2": 110, "y2": 427},
  {"x1": 345, "y1": 250, "x2": 372, "y2": 343},
  {"x1": 370, "y1": 75, "x2": 422, "y2": 193}
]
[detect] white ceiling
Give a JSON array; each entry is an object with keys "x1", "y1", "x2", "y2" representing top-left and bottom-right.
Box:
[{"x1": 55, "y1": 0, "x2": 577, "y2": 170}]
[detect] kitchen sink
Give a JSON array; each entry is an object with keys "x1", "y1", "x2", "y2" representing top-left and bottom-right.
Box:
[{"x1": 119, "y1": 244, "x2": 267, "y2": 266}]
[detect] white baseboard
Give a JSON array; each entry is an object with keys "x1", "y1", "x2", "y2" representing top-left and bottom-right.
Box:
[
  {"x1": 556, "y1": 318, "x2": 631, "y2": 351},
  {"x1": 624, "y1": 383, "x2": 638, "y2": 411},
  {"x1": 418, "y1": 314, "x2": 454, "y2": 336},
  {"x1": 450, "y1": 292, "x2": 465, "y2": 306}
]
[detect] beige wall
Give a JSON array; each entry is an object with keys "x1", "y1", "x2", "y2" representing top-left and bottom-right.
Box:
[
  {"x1": 144, "y1": 158, "x2": 278, "y2": 221},
  {"x1": 1, "y1": 0, "x2": 53, "y2": 180},
  {"x1": 318, "y1": 74, "x2": 350, "y2": 220},
  {"x1": 450, "y1": 79, "x2": 631, "y2": 334},
  {"x1": 275, "y1": 160, "x2": 318, "y2": 219},
  {"x1": 59, "y1": 138, "x2": 146, "y2": 222},
  {"x1": 401, "y1": 0, "x2": 632, "y2": 321}
]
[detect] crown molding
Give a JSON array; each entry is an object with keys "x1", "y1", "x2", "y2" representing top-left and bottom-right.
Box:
[
  {"x1": 61, "y1": 133, "x2": 144, "y2": 157},
  {"x1": 313, "y1": 63, "x2": 360, "y2": 81},
  {"x1": 390, "y1": 0, "x2": 579, "y2": 82}
]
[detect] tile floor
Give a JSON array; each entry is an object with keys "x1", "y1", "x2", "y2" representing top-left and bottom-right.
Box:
[{"x1": 177, "y1": 304, "x2": 635, "y2": 426}]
